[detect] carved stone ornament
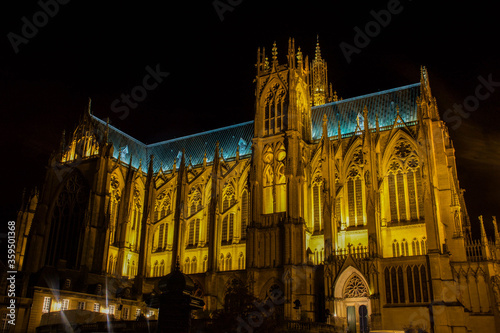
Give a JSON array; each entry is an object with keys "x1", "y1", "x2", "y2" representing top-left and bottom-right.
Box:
[
  {"x1": 343, "y1": 275, "x2": 368, "y2": 298},
  {"x1": 395, "y1": 140, "x2": 412, "y2": 159}
]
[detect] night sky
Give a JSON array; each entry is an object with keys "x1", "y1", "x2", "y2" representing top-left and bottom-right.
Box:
[{"x1": 1, "y1": 1, "x2": 499, "y2": 240}]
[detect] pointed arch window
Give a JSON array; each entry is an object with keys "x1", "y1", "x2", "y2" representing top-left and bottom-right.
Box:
[
  {"x1": 402, "y1": 239, "x2": 409, "y2": 256},
  {"x1": 46, "y1": 171, "x2": 89, "y2": 269},
  {"x1": 386, "y1": 146, "x2": 424, "y2": 223},
  {"x1": 263, "y1": 164, "x2": 274, "y2": 214},
  {"x1": 157, "y1": 223, "x2": 168, "y2": 251},
  {"x1": 346, "y1": 168, "x2": 364, "y2": 227},
  {"x1": 312, "y1": 174, "x2": 323, "y2": 233},
  {"x1": 223, "y1": 183, "x2": 236, "y2": 212},
  {"x1": 392, "y1": 240, "x2": 400, "y2": 257},
  {"x1": 189, "y1": 188, "x2": 202, "y2": 216},
  {"x1": 221, "y1": 214, "x2": 234, "y2": 245},
  {"x1": 109, "y1": 175, "x2": 121, "y2": 245},
  {"x1": 264, "y1": 85, "x2": 286, "y2": 136},
  {"x1": 421, "y1": 237, "x2": 427, "y2": 255},
  {"x1": 153, "y1": 261, "x2": 158, "y2": 277},
  {"x1": 203, "y1": 256, "x2": 208, "y2": 272},
  {"x1": 130, "y1": 186, "x2": 143, "y2": 252},
  {"x1": 412, "y1": 238, "x2": 420, "y2": 255},
  {"x1": 155, "y1": 191, "x2": 171, "y2": 222},
  {"x1": 241, "y1": 189, "x2": 249, "y2": 240},
  {"x1": 219, "y1": 254, "x2": 225, "y2": 271},
  {"x1": 275, "y1": 162, "x2": 286, "y2": 212},
  {"x1": 238, "y1": 253, "x2": 245, "y2": 270},
  {"x1": 108, "y1": 255, "x2": 114, "y2": 274},
  {"x1": 225, "y1": 253, "x2": 232, "y2": 271},
  {"x1": 187, "y1": 219, "x2": 200, "y2": 247},
  {"x1": 160, "y1": 260, "x2": 165, "y2": 276},
  {"x1": 191, "y1": 257, "x2": 197, "y2": 274},
  {"x1": 263, "y1": 144, "x2": 286, "y2": 214}
]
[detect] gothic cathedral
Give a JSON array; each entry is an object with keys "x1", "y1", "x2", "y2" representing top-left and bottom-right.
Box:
[{"x1": 10, "y1": 38, "x2": 500, "y2": 332}]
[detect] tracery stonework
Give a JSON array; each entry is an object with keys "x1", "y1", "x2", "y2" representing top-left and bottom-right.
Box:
[
  {"x1": 13, "y1": 41, "x2": 500, "y2": 332},
  {"x1": 394, "y1": 140, "x2": 412, "y2": 159},
  {"x1": 343, "y1": 275, "x2": 368, "y2": 298}
]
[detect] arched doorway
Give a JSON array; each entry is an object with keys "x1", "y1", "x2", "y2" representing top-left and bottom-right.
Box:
[{"x1": 332, "y1": 267, "x2": 371, "y2": 333}]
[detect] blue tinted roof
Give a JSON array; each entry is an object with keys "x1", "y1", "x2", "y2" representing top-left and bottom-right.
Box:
[
  {"x1": 91, "y1": 83, "x2": 420, "y2": 173},
  {"x1": 311, "y1": 83, "x2": 420, "y2": 140},
  {"x1": 91, "y1": 115, "x2": 254, "y2": 173}
]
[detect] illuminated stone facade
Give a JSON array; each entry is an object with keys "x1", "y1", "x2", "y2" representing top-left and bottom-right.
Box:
[{"x1": 9, "y1": 39, "x2": 500, "y2": 332}]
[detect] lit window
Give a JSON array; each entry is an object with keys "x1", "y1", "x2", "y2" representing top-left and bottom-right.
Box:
[
  {"x1": 109, "y1": 305, "x2": 115, "y2": 315},
  {"x1": 93, "y1": 303, "x2": 100, "y2": 312},
  {"x1": 263, "y1": 85, "x2": 286, "y2": 135},
  {"x1": 123, "y1": 307, "x2": 129, "y2": 320},
  {"x1": 241, "y1": 190, "x2": 249, "y2": 239},
  {"x1": 221, "y1": 214, "x2": 235, "y2": 245},
  {"x1": 42, "y1": 297, "x2": 51, "y2": 313},
  {"x1": 61, "y1": 299, "x2": 69, "y2": 311},
  {"x1": 78, "y1": 301, "x2": 85, "y2": 310},
  {"x1": 135, "y1": 308, "x2": 141, "y2": 319},
  {"x1": 312, "y1": 174, "x2": 323, "y2": 232},
  {"x1": 347, "y1": 168, "x2": 364, "y2": 227},
  {"x1": 386, "y1": 152, "x2": 424, "y2": 223},
  {"x1": 188, "y1": 188, "x2": 202, "y2": 216}
]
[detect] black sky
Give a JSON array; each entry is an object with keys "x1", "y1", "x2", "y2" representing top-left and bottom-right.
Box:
[{"x1": 1, "y1": 0, "x2": 499, "y2": 239}]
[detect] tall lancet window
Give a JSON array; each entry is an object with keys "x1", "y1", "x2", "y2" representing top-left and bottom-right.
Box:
[
  {"x1": 156, "y1": 223, "x2": 168, "y2": 251},
  {"x1": 221, "y1": 214, "x2": 234, "y2": 245},
  {"x1": 47, "y1": 171, "x2": 89, "y2": 269},
  {"x1": 264, "y1": 84, "x2": 286, "y2": 136},
  {"x1": 155, "y1": 191, "x2": 172, "y2": 222},
  {"x1": 386, "y1": 140, "x2": 424, "y2": 223},
  {"x1": 263, "y1": 143, "x2": 286, "y2": 214},
  {"x1": 189, "y1": 187, "x2": 203, "y2": 216},
  {"x1": 241, "y1": 189, "x2": 249, "y2": 239},
  {"x1": 222, "y1": 183, "x2": 236, "y2": 212},
  {"x1": 187, "y1": 219, "x2": 201, "y2": 247},
  {"x1": 263, "y1": 164, "x2": 274, "y2": 214},
  {"x1": 346, "y1": 168, "x2": 364, "y2": 227},
  {"x1": 130, "y1": 186, "x2": 143, "y2": 251},
  {"x1": 109, "y1": 175, "x2": 121, "y2": 245},
  {"x1": 312, "y1": 173, "x2": 323, "y2": 233}
]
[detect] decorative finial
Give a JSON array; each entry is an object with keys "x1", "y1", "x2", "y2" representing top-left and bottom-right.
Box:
[
  {"x1": 315, "y1": 35, "x2": 321, "y2": 60},
  {"x1": 272, "y1": 41, "x2": 278, "y2": 65},
  {"x1": 296, "y1": 47, "x2": 303, "y2": 64},
  {"x1": 322, "y1": 114, "x2": 328, "y2": 138}
]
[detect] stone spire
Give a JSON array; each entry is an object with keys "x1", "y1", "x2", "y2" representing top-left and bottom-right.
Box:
[
  {"x1": 315, "y1": 35, "x2": 322, "y2": 60},
  {"x1": 310, "y1": 36, "x2": 331, "y2": 106},
  {"x1": 479, "y1": 215, "x2": 491, "y2": 260}
]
